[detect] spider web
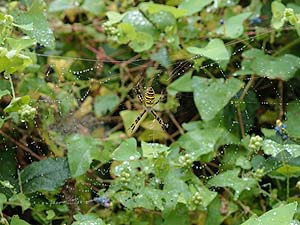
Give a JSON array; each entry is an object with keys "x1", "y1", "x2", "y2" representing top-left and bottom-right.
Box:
[{"x1": 1, "y1": 24, "x2": 300, "y2": 209}]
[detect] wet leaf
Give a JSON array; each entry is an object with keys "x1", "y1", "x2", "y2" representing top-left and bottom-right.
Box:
[
  {"x1": 285, "y1": 101, "x2": 300, "y2": 138},
  {"x1": 94, "y1": 93, "x2": 119, "y2": 117},
  {"x1": 21, "y1": 158, "x2": 70, "y2": 193},
  {"x1": 141, "y1": 2, "x2": 187, "y2": 18},
  {"x1": 141, "y1": 141, "x2": 169, "y2": 158},
  {"x1": 14, "y1": 0, "x2": 55, "y2": 48},
  {"x1": 187, "y1": 39, "x2": 230, "y2": 61},
  {"x1": 66, "y1": 134, "x2": 102, "y2": 177},
  {"x1": 235, "y1": 49, "x2": 300, "y2": 80},
  {"x1": 112, "y1": 138, "x2": 140, "y2": 161},
  {"x1": 207, "y1": 169, "x2": 257, "y2": 199},
  {"x1": 262, "y1": 139, "x2": 300, "y2": 158},
  {"x1": 73, "y1": 213, "x2": 105, "y2": 225},
  {"x1": 179, "y1": 0, "x2": 213, "y2": 16},
  {"x1": 218, "y1": 12, "x2": 252, "y2": 38},
  {"x1": 192, "y1": 77, "x2": 244, "y2": 121},
  {"x1": 241, "y1": 202, "x2": 297, "y2": 225},
  {"x1": 167, "y1": 71, "x2": 193, "y2": 95}
]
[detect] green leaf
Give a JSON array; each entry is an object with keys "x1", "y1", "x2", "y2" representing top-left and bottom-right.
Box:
[
  {"x1": 141, "y1": 141, "x2": 169, "y2": 158},
  {"x1": 192, "y1": 77, "x2": 244, "y2": 121},
  {"x1": 123, "y1": 10, "x2": 157, "y2": 36},
  {"x1": 10, "y1": 215, "x2": 31, "y2": 225},
  {"x1": 73, "y1": 213, "x2": 105, "y2": 225},
  {"x1": 207, "y1": 169, "x2": 257, "y2": 199},
  {"x1": 14, "y1": 0, "x2": 55, "y2": 48},
  {"x1": 148, "y1": 11, "x2": 176, "y2": 30},
  {"x1": 218, "y1": 12, "x2": 252, "y2": 38},
  {"x1": 106, "y1": 11, "x2": 124, "y2": 24},
  {"x1": 0, "y1": 193, "x2": 7, "y2": 211},
  {"x1": 112, "y1": 138, "x2": 140, "y2": 161},
  {"x1": 66, "y1": 134, "x2": 102, "y2": 178},
  {"x1": 7, "y1": 37, "x2": 36, "y2": 51},
  {"x1": 0, "y1": 89, "x2": 10, "y2": 99},
  {"x1": 48, "y1": 0, "x2": 77, "y2": 12},
  {"x1": 46, "y1": 210, "x2": 55, "y2": 220},
  {"x1": 271, "y1": 1, "x2": 286, "y2": 29},
  {"x1": 167, "y1": 71, "x2": 193, "y2": 95},
  {"x1": 81, "y1": 0, "x2": 105, "y2": 15},
  {"x1": 187, "y1": 39, "x2": 230, "y2": 61},
  {"x1": 9, "y1": 193, "x2": 31, "y2": 212},
  {"x1": 163, "y1": 204, "x2": 190, "y2": 225},
  {"x1": 179, "y1": 0, "x2": 213, "y2": 16},
  {"x1": 4, "y1": 95, "x2": 30, "y2": 113},
  {"x1": 18, "y1": 75, "x2": 54, "y2": 97},
  {"x1": 129, "y1": 32, "x2": 154, "y2": 52},
  {"x1": 196, "y1": 186, "x2": 217, "y2": 208},
  {"x1": 21, "y1": 158, "x2": 70, "y2": 193},
  {"x1": 0, "y1": 48, "x2": 33, "y2": 75},
  {"x1": 141, "y1": 2, "x2": 187, "y2": 18},
  {"x1": 286, "y1": 101, "x2": 300, "y2": 138},
  {"x1": 94, "y1": 93, "x2": 119, "y2": 117},
  {"x1": 235, "y1": 49, "x2": 300, "y2": 80},
  {"x1": 262, "y1": 139, "x2": 300, "y2": 158},
  {"x1": 117, "y1": 23, "x2": 136, "y2": 44},
  {"x1": 150, "y1": 47, "x2": 170, "y2": 68},
  {"x1": 241, "y1": 202, "x2": 297, "y2": 225},
  {"x1": 178, "y1": 127, "x2": 225, "y2": 158}
]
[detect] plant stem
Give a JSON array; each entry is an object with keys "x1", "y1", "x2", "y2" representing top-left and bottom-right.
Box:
[
  {"x1": 8, "y1": 74, "x2": 15, "y2": 99},
  {"x1": 272, "y1": 37, "x2": 300, "y2": 57}
]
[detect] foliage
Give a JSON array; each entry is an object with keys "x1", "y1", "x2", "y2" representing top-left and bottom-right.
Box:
[{"x1": 1, "y1": 0, "x2": 300, "y2": 224}]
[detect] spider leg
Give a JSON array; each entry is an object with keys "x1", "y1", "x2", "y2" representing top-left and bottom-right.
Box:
[
  {"x1": 150, "y1": 109, "x2": 168, "y2": 131},
  {"x1": 129, "y1": 109, "x2": 147, "y2": 135}
]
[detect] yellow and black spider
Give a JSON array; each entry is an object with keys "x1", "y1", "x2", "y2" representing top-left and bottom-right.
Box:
[{"x1": 129, "y1": 81, "x2": 168, "y2": 135}]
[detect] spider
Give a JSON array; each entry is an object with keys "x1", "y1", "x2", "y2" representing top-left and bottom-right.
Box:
[{"x1": 129, "y1": 81, "x2": 168, "y2": 135}]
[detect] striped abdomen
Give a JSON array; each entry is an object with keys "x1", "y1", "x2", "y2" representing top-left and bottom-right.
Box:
[{"x1": 144, "y1": 87, "x2": 155, "y2": 107}]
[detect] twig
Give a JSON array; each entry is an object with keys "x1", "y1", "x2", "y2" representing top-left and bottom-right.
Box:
[
  {"x1": 168, "y1": 112, "x2": 184, "y2": 135},
  {"x1": 0, "y1": 130, "x2": 44, "y2": 160}
]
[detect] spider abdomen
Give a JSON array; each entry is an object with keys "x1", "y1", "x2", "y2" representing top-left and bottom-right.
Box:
[{"x1": 144, "y1": 87, "x2": 155, "y2": 107}]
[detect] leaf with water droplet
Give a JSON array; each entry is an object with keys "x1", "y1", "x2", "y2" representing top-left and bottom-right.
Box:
[
  {"x1": 192, "y1": 77, "x2": 244, "y2": 121},
  {"x1": 21, "y1": 157, "x2": 70, "y2": 193},
  {"x1": 207, "y1": 168, "x2": 257, "y2": 199},
  {"x1": 241, "y1": 202, "x2": 297, "y2": 225},
  {"x1": 167, "y1": 71, "x2": 193, "y2": 95},
  {"x1": 187, "y1": 39, "x2": 230, "y2": 61},
  {"x1": 179, "y1": 0, "x2": 213, "y2": 16},
  {"x1": 141, "y1": 141, "x2": 169, "y2": 158},
  {"x1": 235, "y1": 49, "x2": 300, "y2": 80},
  {"x1": 112, "y1": 138, "x2": 140, "y2": 161},
  {"x1": 286, "y1": 101, "x2": 300, "y2": 139},
  {"x1": 262, "y1": 139, "x2": 300, "y2": 158},
  {"x1": 66, "y1": 134, "x2": 102, "y2": 178},
  {"x1": 141, "y1": 2, "x2": 187, "y2": 18},
  {"x1": 217, "y1": 12, "x2": 252, "y2": 38},
  {"x1": 14, "y1": 0, "x2": 55, "y2": 48}
]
